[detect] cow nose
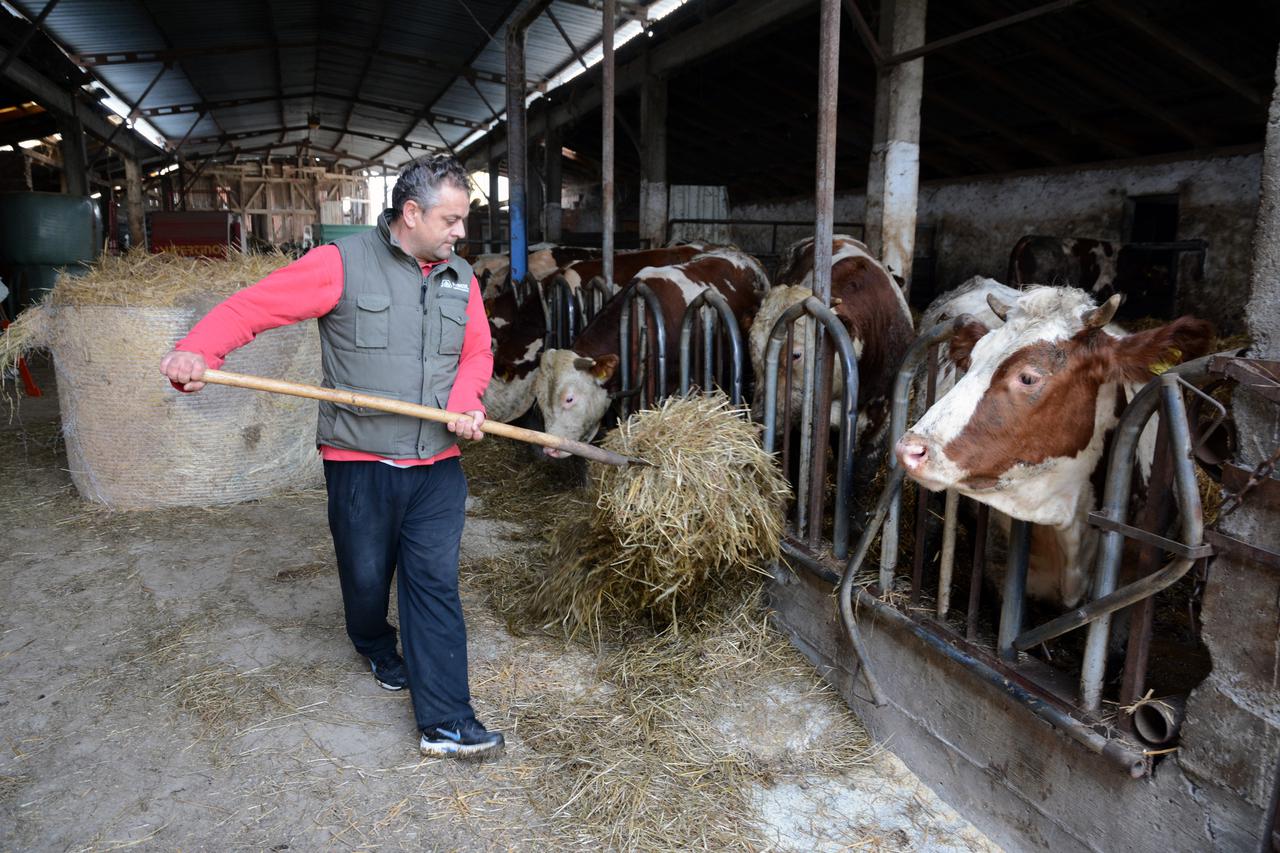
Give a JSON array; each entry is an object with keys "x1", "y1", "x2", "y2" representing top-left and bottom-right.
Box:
[{"x1": 895, "y1": 433, "x2": 930, "y2": 472}]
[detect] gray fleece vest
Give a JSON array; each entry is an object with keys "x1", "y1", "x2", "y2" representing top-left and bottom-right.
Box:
[{"x1": 316, "y1": 210, "x2": 475, "y2": 459}]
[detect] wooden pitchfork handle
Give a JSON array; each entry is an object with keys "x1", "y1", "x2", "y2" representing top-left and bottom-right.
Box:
[{"x1": 200, "y1": 368, "x2": 648, "y2": 468}]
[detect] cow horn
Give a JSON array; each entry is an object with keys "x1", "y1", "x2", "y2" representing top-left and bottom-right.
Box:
[
  {"x1": 1083, "y1": 293, "x2": 1124, "y2": 329},
  {"x1": 986, "y1": 293, "x2": 1012, "y2": 322},
  {"x1": 573, "y1": 357, "x2": 597, "y2": 371}
]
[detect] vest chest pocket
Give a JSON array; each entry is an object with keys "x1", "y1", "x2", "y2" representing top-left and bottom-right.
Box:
[
  {"x1": 355, "y1": 293, "x2": 391, "y2": 348},
  {"x1": 438, "y1": 300, "x2": 468, "y2": 355}
]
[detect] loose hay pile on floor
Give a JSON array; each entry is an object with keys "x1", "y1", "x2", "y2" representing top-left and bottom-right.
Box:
[{"x1": 529, "y1": 394, "x2": 791, "y2": 637}]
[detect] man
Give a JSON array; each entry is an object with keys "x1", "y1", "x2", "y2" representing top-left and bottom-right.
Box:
[{"x1": 160, "y1": 154, "x2": 503, "y2": 759}]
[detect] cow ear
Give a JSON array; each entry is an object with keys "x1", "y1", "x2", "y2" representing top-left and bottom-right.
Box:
[
  {"x1": 592, "y1": 354, "x2": 619, "y2": 383},
  {"x1": 1107, "y1": 316, "x2": 1215, "y2": 382},
  {"x1": 948, "y1": 319, "x2": 991, "y2": 372}
]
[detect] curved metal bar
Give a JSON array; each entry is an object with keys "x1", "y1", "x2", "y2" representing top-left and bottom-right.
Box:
[
  {"x1": 544, "y1": 275, "x2": 578, "y2": 349},
  {"x1": 834, "y1": 467, "x2": 905, "y2": 707},
  {"x1": 583, "y1": 275, "x2": 613, "y2": 323},
  {"x1": 1077, "y1": 361, "x2": 1210, "y2": 710},
  {"x1": 881, "y1": 319, "x2": 966, "y2": 592},
  {"x1": 761, "y1": 296, "x2": 859, "y2": 557},
  {"x1": 618, "y1": 282, "x2": 668, "y2": 413},
  {"x1": 678, "y1": 288, "x2": 746, "y2": 404}
]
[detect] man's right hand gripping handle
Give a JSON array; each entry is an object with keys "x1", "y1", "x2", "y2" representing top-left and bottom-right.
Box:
[{"x1": 160, "y1": 349, "x2": 209, "y2": 392}]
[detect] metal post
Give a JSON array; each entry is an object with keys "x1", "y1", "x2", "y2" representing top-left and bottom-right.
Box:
[
  {"x1": 505, "y1": 20, "x2": 530, "y2": 282},
  {"x1": 805, "y1": 0, "x2": 841, "y2": 552},
  {"x1": 57, "y1": 112, "x2": 88, "y2": 197},
  {"x1": 998, "y1": 518, "x2": 1031, "y2": 663},
  {"x1": 602, "y1": 0, "x2": 616, "y2": 289},
  {"x1": 487, "y1": 153, "x2": 500, "y2": 253},
  {"x1": 545, "y1": 121, "x2": 562, "y2": 243}
]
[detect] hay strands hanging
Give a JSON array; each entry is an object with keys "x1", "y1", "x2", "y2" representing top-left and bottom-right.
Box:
[{"x1": 198, "y1": 369, "x2": 649, "y2": 468}]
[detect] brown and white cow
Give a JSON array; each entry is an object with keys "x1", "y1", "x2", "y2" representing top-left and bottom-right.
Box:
[
  {"x1": 482, "y1": 245, "x2": 709, "y2": 424},
  {"x1": 555, "y1": 244, "x2": 707, "y2": 291},
  {"x1": 749, "y1": 235, "x2": 915, "y2": 451},
  {"x1": 537, "y1": 248, "x2": 769, "y2": 456},
  {"x1": 479, "y1": 244, "x2": 601, "y2": 300},
  {"x1": 482, "y1": 286, "x2": 547, "y2": 423},
  {"x1": 895, "y1": 286, "x2": 1212, "y2": 606}
]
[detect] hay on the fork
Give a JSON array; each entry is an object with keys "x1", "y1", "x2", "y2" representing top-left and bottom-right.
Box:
[{"x1": 531, "y1": 393, "x2": 790, "y2": 636}]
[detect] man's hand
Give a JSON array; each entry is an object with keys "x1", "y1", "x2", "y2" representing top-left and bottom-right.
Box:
[
  {"x1": 160, "y1": 349, "x2": 209, "y2": 392},
  {"x1": 449, "y1": 410, "x2": 486, "y2": 442}
]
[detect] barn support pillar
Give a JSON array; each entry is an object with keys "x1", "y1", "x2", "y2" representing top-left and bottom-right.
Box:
[
  {"x1": 639, "y1": 72, "x2": 668, "y2": 249},
  {"x1": 544, "y1": 120, "x2": 562, "y2": 243},
  {"x1": 504, "y1": 3, "x2": 553, "y2": 281},
  {"x1": 1178, "y1": 44, "x2": 1280, "y2": 845},
  {"x1": 864, "y1": 0, "x2": 925, "y2": 293},
  {"x1": 487, "y1": 152, "x2": 501, "y2": 252},
  {"x1": 56, "y1": 112, "x2": 88, "y2": 197},
  {"x1": 601, "y1": 0, "x2": 616, "y2": 287},
  {"x1": 123, "y1": 155, "x2": 146, "y2": 251}
]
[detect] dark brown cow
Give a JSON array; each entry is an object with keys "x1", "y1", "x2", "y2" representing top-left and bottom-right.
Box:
[
  {"x1": 1008, "y1": 235, "x2": 1182, "y2": 319},
  {"x1": 750, "y1": 235, "x2": 915, "y2": 451},
  {"x1": 537, "y1": 248, "x2": 768, "y2": 455},
  {"x1": 895, "y1": 286, "x2": 1212, "y2": 606},
  {"x1": 482, "y1": 245, "x2": 707, "y2": 423}
]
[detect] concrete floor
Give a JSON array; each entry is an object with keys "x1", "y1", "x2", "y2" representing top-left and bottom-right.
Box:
[{"x1": 0, "y1": 358, "x2": 997, "y2": 851}]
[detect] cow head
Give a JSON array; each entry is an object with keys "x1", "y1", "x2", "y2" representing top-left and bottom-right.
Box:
[
  {"x1": 535, "y1": 348, "x2": 619, "y2": 458},
  {"x1": 895, "y1": 287, "x2": 1212, "y2": 527}
]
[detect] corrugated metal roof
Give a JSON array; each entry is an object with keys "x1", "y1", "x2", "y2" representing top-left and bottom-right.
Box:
[{"x1": 5, "y1": 0, "x2": 662, "y2": 168}]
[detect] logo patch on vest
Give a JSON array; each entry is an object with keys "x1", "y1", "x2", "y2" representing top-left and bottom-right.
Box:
[{"x1": 439, "y1": 275, "x2": 470, "y2": 294}]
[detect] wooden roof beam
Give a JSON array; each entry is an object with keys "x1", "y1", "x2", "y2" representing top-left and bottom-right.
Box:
[
  {"x1": 1095, "y1": 0, "x2": 1268, "y2": 109},
  {"x1": 968, "y1": 0, "x2": 1210, "y2": 148}
]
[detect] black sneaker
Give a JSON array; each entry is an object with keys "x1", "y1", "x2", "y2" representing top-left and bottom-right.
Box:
[
  {"x1": 368, "y1": 652, "x2": 408, "y2": 691},
  {"x1": 419, "y1": 717, "x2": 505, "y2": 759}
]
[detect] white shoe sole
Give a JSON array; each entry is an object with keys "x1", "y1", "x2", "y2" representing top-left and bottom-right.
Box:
[
  {"x1": 370, "y1": 662, "x2": 406, "y2": 691},
  {"x1": 419, "y1": 738, "x2": 504, "y2": 759}
]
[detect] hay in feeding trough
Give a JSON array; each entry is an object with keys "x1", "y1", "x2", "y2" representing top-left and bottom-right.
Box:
[{"x1": 531, "y1": 393, "x2": 791, "y2": 637}]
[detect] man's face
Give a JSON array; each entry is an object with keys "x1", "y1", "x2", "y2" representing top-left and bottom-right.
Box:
[{"x1": 400, "y1": 184, "x2": 470, "y2": 262}]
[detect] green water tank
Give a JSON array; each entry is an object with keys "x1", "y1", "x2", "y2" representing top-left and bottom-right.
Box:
[
  {"x1": 0, "y1": 192, "x2": 103, "y2": 266},
  {"x1": 313, "y1": 223, "x2": 373, "y2": 244}
]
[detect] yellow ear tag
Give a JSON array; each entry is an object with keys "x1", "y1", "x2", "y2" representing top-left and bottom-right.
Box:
[{"x1": 1150, "y1": 347, "x2": 1182, "y2": 375}]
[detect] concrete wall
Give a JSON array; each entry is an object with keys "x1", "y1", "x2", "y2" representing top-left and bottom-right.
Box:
[{"x1": 732, "y1": 151, "x2": 1263, "y2": 335}]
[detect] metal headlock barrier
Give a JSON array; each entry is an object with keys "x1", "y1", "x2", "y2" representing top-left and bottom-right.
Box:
[
  {"x1": 761, "y1": 296, "x2": 860, "y2": 560},
  {"x1": 677, "y1": 288, "x2": 746, "y2": 405},
  {"x1": 543, "y1": 274, "x2": 579, "y2": 350},
  {"x1": 824, "y1": 315, "x2": 1228, "y2": 778},
  {"x1": 618, "y1": 282, "x2": 667, "y2": 418}
]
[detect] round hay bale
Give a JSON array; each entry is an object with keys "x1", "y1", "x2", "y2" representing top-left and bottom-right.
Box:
[
  {"x1": 4, "y1": 251, "x2": 323, "y2": 509},
  {"x1": 533, "y1": 394, "x2": 791, "y2": 634}
]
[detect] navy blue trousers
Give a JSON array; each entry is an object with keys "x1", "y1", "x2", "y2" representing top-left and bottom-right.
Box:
[{"x1": 324, "y1": 458, "x2": 474, "y2": 729}]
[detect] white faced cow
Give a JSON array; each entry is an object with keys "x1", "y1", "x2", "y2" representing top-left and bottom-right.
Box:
[
  {"x1": 895, "y1": 286, "x2": 1212, "y2": 607},
  {"x1": 750, "y1": 235, "x2": 914, "y2": 452},
  {"x1": 537, "y1": 248, "x2": 768, "y2": 456}
]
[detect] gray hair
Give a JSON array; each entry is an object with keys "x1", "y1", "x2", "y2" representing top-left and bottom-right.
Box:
[{"x1": 390, "y1": 154, "x2": 470, "y2": 220}]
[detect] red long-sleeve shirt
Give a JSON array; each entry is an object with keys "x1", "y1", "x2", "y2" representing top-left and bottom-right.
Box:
[{"x1": 175, "y1": 244, "x2": 493, "y2": 467}]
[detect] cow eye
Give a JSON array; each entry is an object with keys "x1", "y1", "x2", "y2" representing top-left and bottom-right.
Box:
[
  {"x1": 565, "y1": 394, "x2": 575, "y2": 405},
  {"x1": 791, "y1": 351, "x2": 802, "y2": 362},
  {"x1": 1018, "y1": 371, "x2": 1041, "y2": 387}
]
